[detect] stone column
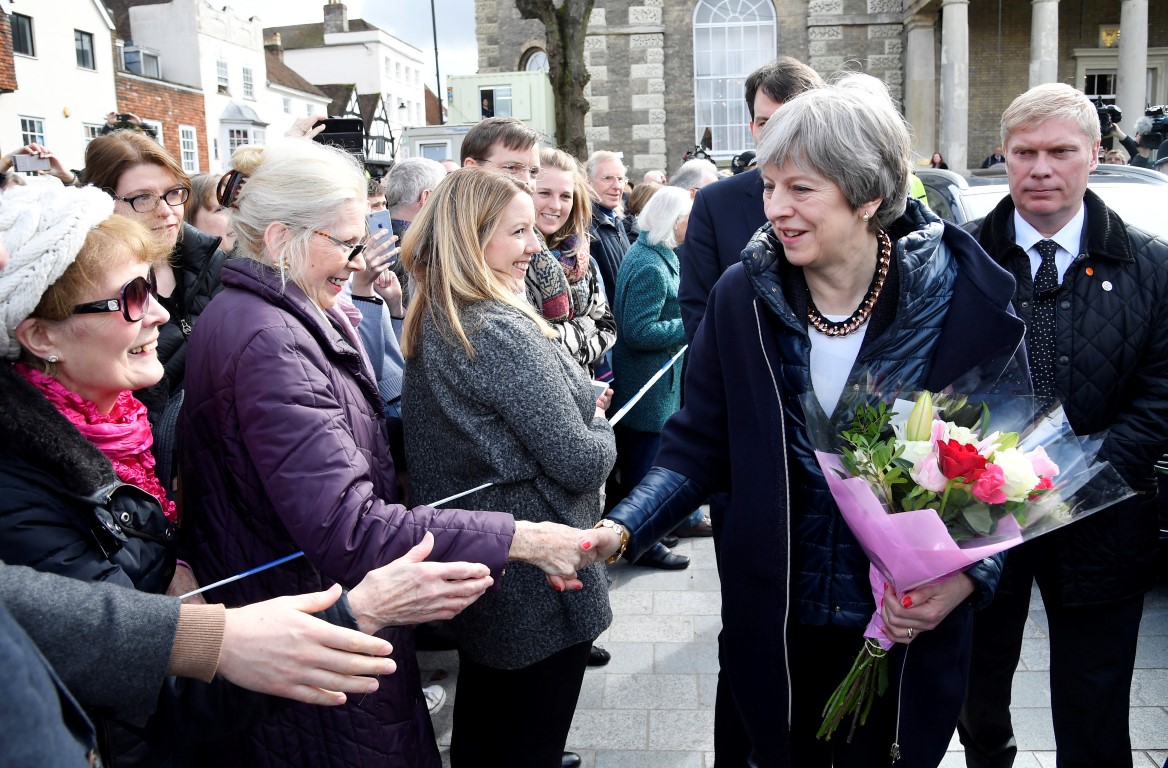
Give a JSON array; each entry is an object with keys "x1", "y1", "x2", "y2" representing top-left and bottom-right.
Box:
[
  {"x1": 904, "y1": 14, "x2": 937, "y2": 164},
  {"x1": 1116, "y1": 0, "x2": 1149, "y2": 135},
  {"x1": 940, "y1": 0, "x2": 969, "y2": 172},
  {"x1": 1029, "y1": 0, "x2": 1060, "y2": 86}
]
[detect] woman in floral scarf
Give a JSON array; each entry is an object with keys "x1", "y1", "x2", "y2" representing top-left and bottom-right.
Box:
[{"x1": 526, "y1": 147, "x2": 617, "y2": 377}]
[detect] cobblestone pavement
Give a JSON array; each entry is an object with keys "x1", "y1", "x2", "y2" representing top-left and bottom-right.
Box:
[{"x1": 420, "y1": 536, "x2": 1168, "y2": 767}]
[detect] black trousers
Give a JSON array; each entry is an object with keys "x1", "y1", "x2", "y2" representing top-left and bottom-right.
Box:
[
  {"x1": 957, "y1": 548, "x2": 1145, "y2": 768},
  {"x1": 787, "y1": 606, "x2": 973, "y2": 768},
  {"x1": 449, "y1": 641, "x2": 591, "y2": 768}
]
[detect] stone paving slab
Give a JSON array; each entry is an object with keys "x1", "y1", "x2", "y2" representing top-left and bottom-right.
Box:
[{"x1": 419, "y1": 537, "x2": 1168, "y2": 766}]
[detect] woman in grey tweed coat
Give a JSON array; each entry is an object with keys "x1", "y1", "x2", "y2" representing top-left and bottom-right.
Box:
[{"x1": 401, "y1": 168, "x2": 616, "y2": 768}]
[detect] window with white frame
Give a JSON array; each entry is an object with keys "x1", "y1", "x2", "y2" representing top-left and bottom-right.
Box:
[
  {"x1": 306, "y1": 103, "x2": 315, "y2": 117},
  {"x1": 254, "y1": 129, "x2": 266, "y2": 145},
  {"x1": 179, "y1": 126, "x2": 199, "y2": 173},
  {"x1": 217, "y1": 60, "x2": 229, "y2": 94},
  {"x1": 692, "y1": 0, "x2": 776, "y2": 158},
  {"x1": 415, "y1": 69, "x2": 421, "y2": 86},
  {"x1": 243, "y1": 67, "x2": 254, "y2": 99},
  {"x1": 20, "y1": 116, "x2": 45, "y2": 146},
  {"x1": 83, "y1": 123, "x2": 103, "y2": 145},
  {"x1": 283, "y1": 97, "x2": 292, "y2": 114},
  {"x1": 141, "y1": 119, "x2": 164, "y2": 144},
  {"x1": 480, "y1": 87, "x2": 512, "y2": 118},
  {"x1": 396, "y1": 62, "x2": 402, "y2": 80},
  {"x1": 12, "y1": 14, "x2": 34, "y2": 57},
  {"x1": 384, "y1": 56, "x2": 392, "y2": 76},
  {"x1": 227, "y1": 128, "x2": 250, "y2": 153},
  {"x1": 405, "y1": 66, "x2": 411, "y2": 83},
  {"x1": 75, "y1": 30, "x2": 96, "y2": 70}
]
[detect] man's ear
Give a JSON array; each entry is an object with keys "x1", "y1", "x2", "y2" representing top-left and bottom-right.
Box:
[
  {"x1": 419, "y1": 188, "x2": 432, "y2": 206},
  {"x1": 14, "y1": 317, "x2": 60, "y2": 360}
]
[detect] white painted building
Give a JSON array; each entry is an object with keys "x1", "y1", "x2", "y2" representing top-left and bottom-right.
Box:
[
  {"x1": 124, "y1": 0, "x2": 284, "y2": 171},
  {"x1": 0, "y1": 0, "x2": 118, "y2": 172},
  {"x1": 266, "y1": 1, "x2": 428, "y2": 162}
]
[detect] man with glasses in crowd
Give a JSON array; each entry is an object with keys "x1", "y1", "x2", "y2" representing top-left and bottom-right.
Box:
[
  {"x1": 586, "y1": 151, "x2": 636, "y2": 304},
  {"x1": 460, "y1": 117, "x2": 543, "y2": 190}
]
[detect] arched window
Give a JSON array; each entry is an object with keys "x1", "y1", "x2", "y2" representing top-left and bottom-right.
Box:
[
  {"x1": 692, "y1": 0, "x2": 777, "y2": 158},
  {"x1": 522, "y1": 48, "x2": 550, "y2": 73}
]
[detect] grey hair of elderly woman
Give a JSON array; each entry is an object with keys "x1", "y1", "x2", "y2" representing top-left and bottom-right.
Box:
[
  {"x1": 230, "y1": 139, "x2": 366, "y2": 285},
  {"x1": 636, "y1": 186, "x2": 693, "y2": 250},
  {"x1": 754, "y1": 72, "x2": 912, "y2": 231}
]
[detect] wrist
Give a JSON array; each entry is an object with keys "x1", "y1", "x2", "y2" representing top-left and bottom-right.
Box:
[
  {"x1": 171, "y1": 603, "x2": 226, "y2": 682},
  {"x1": 0, "y1": 155, "x2": 10, "y2": 172},
  {"x1": 350, "y1": 293, "x2": 383, "y2": 304},
  {"x1": 344, "y1": 585, "x2": 382, "y2": 634},
  {"x1": 594, "y1": 518, "x2": 629, "y2": 564}
]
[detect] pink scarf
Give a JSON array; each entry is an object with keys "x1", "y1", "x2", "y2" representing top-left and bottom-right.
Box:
[{"x1": 16, "y1": 364, "x2": 178, "y2": 522}]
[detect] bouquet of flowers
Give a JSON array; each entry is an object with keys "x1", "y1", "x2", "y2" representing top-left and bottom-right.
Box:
[{"x1": 805, "y1": 389, "x2": 1133, "y2": 744}]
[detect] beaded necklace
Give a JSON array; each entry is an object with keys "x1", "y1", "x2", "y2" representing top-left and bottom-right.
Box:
[{"x1": 806, "y1": 230, "x2": 892, "y2": 338}]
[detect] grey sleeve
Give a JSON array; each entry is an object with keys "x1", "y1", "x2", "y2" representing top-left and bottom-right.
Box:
[{"x1": 0, "y1": 561, "x2": 179, "y2": 724}]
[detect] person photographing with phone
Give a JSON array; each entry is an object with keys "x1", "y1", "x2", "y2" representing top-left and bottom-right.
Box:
[{"x1": 0, "y1": 144, "x2": 80, "y2": 186}]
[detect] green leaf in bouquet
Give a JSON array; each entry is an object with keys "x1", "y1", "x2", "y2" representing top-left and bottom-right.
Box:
[
  {"x1": 962, "y1": 503, "x2": 994, "y2": 535},
  {"x1": 995, "y1": 431, "x2": 1019, "y2": 452}
]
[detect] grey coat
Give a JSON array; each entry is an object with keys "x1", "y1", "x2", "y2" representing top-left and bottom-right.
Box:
[{"x1": 403, "y1": 300, "x2": 616, "y2": 669}]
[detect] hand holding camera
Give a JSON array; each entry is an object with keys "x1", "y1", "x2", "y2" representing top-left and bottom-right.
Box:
[{"x1": 1, "y1": 144, "x2": 76, "y2": 185}]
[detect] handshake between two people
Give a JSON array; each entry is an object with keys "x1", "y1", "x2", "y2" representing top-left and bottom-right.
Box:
[{"x1": 343, "y1": 521, "x2": 626, "y2": 633}]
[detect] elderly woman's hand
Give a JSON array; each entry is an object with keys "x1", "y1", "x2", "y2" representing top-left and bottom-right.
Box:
[
  {"x1": 345, "y1": 532, "x2": 493, "y2": 633},
  {"x1": 509, "y1": 520, "x2": 611, "y2": 582},
  {"x1": 286, "y1": 115, "x2": 328, "y2": 140},
  {"x1": 879, "y1": 573, "x2": 974, "y2": 644},
  {"x1": 166, "y1": 564, "x2": 206, "y2": 605}
]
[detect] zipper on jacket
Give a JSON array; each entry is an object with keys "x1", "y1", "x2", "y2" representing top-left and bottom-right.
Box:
[{"x1": 753, "y1": 298, "x2": 794, "y2": 730}]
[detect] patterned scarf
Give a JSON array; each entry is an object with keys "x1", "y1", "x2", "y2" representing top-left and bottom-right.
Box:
[
  {"x1": 16, "y1": 363, "x2": 178, "y2": 522},
  {"x1": 548, "y1": 232, "x2": 591, "y2": 284}
]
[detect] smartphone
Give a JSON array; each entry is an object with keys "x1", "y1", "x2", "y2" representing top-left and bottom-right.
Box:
[
  {"x1": 592, "y1": 380, "x2": 612, "y2": 400},
  {"x1": 117, "y1": 113, "x2": 132, "y2": 122},
  {"x1": 312, "y1": 117, "x2": 365, "y2": 159},
  {"x1": 12, "y1": 154, "x2": 51, "y2": 172},
  {"x1": 367, "y1": 209, "x2": 392, "y2": 235}
]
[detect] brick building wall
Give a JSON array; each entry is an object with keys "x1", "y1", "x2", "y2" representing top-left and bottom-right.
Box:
[
  {"x1": 116, "y1": 71, "x2": 210, "y2": 174},
  {"x1": 0, "y1": 12, "x2": 18, "y2": 93},
  {"x1": 961, "y1": 0, "x2": 1168, "y2": 161}
]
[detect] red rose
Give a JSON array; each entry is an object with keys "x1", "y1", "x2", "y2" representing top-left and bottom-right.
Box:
[
  {"x1": 1028, "y1": 476, "x2": 1054, "y2": 500},
  {"x1": 937, "y1": 439, "x2": 987, "y2": 480}
]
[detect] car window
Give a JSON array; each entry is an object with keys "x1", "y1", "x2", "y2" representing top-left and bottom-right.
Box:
[{"x1": 924, "y1": 184, "x2": 956, "y2": 223}]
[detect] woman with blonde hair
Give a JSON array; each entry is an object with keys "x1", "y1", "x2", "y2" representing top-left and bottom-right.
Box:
[
  {"x1": 527, "y1": 147, "x2": 616, "y2": 376},
  {"x1": 402, "y1": 167, "x2": 617, "y2": 767},
  {"x1": 179, "y1": 142, "x2": 604, "y2": 767}
]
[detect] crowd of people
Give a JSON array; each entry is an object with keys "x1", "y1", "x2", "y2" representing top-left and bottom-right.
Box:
[{"x1": 1, "y1": 53, "x2": 1165, "y2": 768}]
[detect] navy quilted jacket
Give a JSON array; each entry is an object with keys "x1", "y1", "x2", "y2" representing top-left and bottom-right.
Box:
[{"x1": 974, "y1": 189, "x2": 1168, "y2": 605}]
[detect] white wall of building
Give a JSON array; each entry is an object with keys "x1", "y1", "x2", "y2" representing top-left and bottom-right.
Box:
[{"x1": 0, "y1": 0, "x2": 118, "y2": 171}]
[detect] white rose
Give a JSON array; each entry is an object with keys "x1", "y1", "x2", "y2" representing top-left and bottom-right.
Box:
[
  {"x1": 944, "y1": 425, "x2": 980, "y2": 446},
  {"x1": 992, "y1": 447, "x2": 1041, "y2": 502},
  {"x1": 898, "y1": 439, "x2": 934, "y2": 467}
]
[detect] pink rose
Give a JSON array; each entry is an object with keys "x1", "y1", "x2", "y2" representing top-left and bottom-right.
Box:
[
  {"x1": 911, "y1": 453, "x2": 949, "y2": 493},
  {"x1": 1028, "y1": 445, "x2": 1059, "y2": 480},
  {"x1": 971, "y1": 463, "x2": 1007, "y2": 504}
]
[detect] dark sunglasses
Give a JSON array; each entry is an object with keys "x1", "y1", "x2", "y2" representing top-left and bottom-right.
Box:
[{"x1": 73, "y1": 274, "x2": 158, "y2": 322}]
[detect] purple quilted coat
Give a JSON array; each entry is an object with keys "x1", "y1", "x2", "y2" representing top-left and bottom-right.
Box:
[{"x1": 178, "y1": 258, "x2": 516, "y2": 767}]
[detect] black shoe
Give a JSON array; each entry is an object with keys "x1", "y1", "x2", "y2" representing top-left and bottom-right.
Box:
[
  {"x1": 587, "y1": 644, "x2": 611, "y2": 667},
  {"x1": 561, "y1": 752, "x2": 581, "y2": 768},
  {"x1": 660, "y1": 534, "x2": 680, "y2": 548},
  {"x1": 632, "y1": 542, "x2": 690, "y2": 570}
]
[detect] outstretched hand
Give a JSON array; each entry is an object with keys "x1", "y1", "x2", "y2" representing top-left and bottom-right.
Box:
[
  {"x1": 217, "y1": 583, "x2": 397, "y2": 706},
  {"x1": 879, "y1": 573, "x2": 974, "y2": 644},
  {"x1": 346, "y1": 532, "x2": 493, "y2": 632}
]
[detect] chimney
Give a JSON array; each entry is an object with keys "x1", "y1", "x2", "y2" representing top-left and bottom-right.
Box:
[
  {"x1": 323, "y1": 1, "x2": 348, "y2": 34},
  {"x1": 264, "y1": 31, "x2": 283, "y2": 61}
]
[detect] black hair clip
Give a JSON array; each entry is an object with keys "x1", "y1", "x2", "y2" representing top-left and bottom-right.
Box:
[{"x1": 216, "y1": 169, "x2": 247, "y2": 209}]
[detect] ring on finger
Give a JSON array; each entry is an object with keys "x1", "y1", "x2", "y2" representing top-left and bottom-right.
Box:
[{"x1": 906, "y1": 627, "x2": 914, "y2": 640}]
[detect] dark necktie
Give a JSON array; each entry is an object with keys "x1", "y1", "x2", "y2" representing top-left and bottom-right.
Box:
[{"x1": 1030, "y1": 239, "x2": 1060, "y2": 401}]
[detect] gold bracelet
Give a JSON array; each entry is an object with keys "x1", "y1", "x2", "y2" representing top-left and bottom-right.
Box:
[{"x1": 594, "y1": 518, "x2": 629, "y2": 564}]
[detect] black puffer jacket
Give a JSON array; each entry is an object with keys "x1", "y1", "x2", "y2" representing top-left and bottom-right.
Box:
[
  {"x1": 156, "y1": 224, "x2": 227, "y2": 396},
  {"x1": 589, "y1": 207, "x2": 638, "y2": 301},
  {"x1": 973, "y1": 189, "x2": 1168, "y2": 605}
]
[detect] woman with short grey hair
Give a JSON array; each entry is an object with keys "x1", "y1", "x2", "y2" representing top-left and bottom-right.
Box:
[{"x1": 594, "y1": 73, "x2": 1029, "y2": 765}]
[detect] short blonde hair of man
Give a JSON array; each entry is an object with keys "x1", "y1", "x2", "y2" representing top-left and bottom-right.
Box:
[
  {"x1": 229, "y1": 140, "x2": 366, "y2": 291},
  {"x1": 400, "y1": 167, "x2": 553, "y2": 358},
  {"x1": 1000, "y1": 82, "x2": 1101, "y2": 148},
  {"x1": 637, "y1": 186, "x2": 693, "y2": 250}
]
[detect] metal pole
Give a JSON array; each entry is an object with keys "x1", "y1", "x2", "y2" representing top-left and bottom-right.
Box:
[{"x1": 431, "y1": 0, "x2": 443, "y2": 124}]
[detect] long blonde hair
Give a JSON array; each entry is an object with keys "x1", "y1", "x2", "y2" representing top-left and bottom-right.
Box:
[{"x1": 401, "y1": 167, "x2": 553, "y2": 358}]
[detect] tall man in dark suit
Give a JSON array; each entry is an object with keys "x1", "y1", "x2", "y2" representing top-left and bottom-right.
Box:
[
  {"x1": 958, "y1": 82, "x2": 1168, "y2": 768},
  {"x1": 678, "y1": 57, "x2": 824, "y2": 342},
  {"x1": 676, "y1": 55, "x2": 823, "y2": 767}
]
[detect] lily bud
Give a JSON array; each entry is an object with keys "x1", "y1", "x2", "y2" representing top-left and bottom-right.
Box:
[{"x1": 906, "y1": 391, "x2": 934, "y2": 442}]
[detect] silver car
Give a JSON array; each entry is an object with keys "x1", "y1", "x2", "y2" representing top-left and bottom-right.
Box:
[{"x1": 917, "y1": 165, "x2": 1168, "y2": 239}]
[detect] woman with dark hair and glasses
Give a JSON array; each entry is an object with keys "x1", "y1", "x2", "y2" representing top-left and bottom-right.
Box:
[
  {"x1": 84, "y1": 130, "x2": 228, "y2": 405},
  {"x1": 179, "y1": 140, "x2": 608, "y2": 767}
]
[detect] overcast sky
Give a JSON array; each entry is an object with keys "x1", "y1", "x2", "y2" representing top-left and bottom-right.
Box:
[{"x1": 230, "y1": 0, "x2": 479, "y2": 95}]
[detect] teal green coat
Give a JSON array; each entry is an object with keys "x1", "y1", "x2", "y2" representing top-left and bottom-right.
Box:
[{"x1": 611, "y1": 232, "x2": 685, "y2": 432}]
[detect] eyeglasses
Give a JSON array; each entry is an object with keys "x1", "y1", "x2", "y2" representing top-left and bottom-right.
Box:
[
  {"x1": 598, "y1": 174, "x2": 628, "y2": 186},
  {"x1": 73, "y1": 274, "x2": 157, "y2": 322},
  {"x1": 313, "y1": 230, "x2": 367, "y2": 262},
  {"x1": 108, "y1": 186, "x2": 191, "y2": 213},
  {"x1": 475, "y1": 158, "x2": 542, "y2": 180}
]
